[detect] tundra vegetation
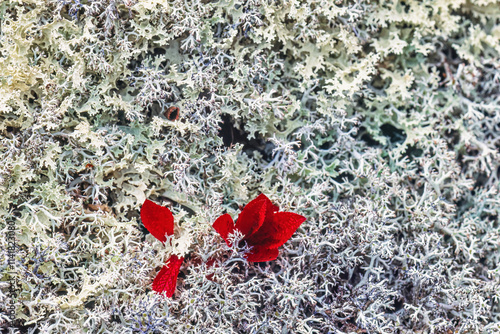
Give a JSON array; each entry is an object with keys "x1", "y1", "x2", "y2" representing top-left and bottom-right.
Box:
[{"x1": 0, "y1": 0, "x2": 499, "y2": 333}]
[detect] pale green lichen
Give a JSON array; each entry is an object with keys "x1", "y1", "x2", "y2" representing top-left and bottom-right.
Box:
[{"x1": 1, "y1": 0, "x2": 500, "y2": 333}]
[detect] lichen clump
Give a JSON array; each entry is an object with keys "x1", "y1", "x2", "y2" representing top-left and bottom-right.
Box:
[{"x1": 1, "y1": 0, "x2": 500, "y2": 333}]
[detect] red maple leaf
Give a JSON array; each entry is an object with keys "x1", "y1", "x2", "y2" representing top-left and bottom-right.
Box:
[
  {"x1": 212, "y1": 194, "x2": 306, "y2": 262},
  {"x1": 140, "y1": 199, "x2": 184, "y2": 297}
]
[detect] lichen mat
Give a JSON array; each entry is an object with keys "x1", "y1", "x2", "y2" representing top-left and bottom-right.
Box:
[{"x1": 0, "y1": 0, "x2": 499, "y2": 332}]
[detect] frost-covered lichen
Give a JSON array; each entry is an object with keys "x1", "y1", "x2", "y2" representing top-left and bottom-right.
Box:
[{"x1": 1, "y1": 0, "x2": 499, "y2": 333}]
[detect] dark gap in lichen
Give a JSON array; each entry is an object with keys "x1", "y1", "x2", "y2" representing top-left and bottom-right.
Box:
[
  {"x1": 115, "y1": 79, "x2": 127, "y2": 90},
  {"x1": 358, "y1": 127, "x2": 381, "y2": 147},
  {"x1": 15, "y1": 324, "x2": 39, "y2": 334},
  {"x1": 177, "y1": 270, "x2": 186, "y2": 280},
  {"x1": 370, "y1": 73, "x2": 387, "y2": 89},
  {"x1": 303, "y1": 301, "x2": 315, "y2": 317},
  {"x1": 404, "y1": 145, "x2": 423, "y2": 160},
  {"x1": 153, "y1": 47, "x2": 166, "y2": 56},
  {"x1": 333, "y1": 172, "x2": 354, "y2": 184},
  {"x1": 381, "y1": 123, "x2": 406, "y2": 145},
  {"x1": 217, "y1": 114, "x2": 274, "y2": 161},
  {"x1": 56, "y1": 289, "x2": 67, "y2": 296},
  {"x1": 444, "y1": 128, "x2": 460, "y2": 147},
  {"x1": 110, "y1": 314, "x2": 121, "y2": 324},
  {"x1": 341, "y1": 315, "x2": 362, "y2": 332},
  {"x1": 392, "y1": 297, "x2": 404, "y2": 312},
  {"x1": 5, "y1": 125, "x2": 18, "y2": 134},
  {"x1": 127, "y1": 55, "x2": 144, "y2": 71},
  {"x1": 145, "y1": 101, "x2": 162, "y2": 120},
  {"x1": 84, "y1": 300, "x2": 95, "y2": 310},
  {"x1": 473, "y1": 172, "x2": 488, "y2": 189}
]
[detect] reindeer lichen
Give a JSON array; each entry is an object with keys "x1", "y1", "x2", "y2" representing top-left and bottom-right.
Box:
[{"x1": 1, "y1": 0, "x2": 499, "y2": 333}]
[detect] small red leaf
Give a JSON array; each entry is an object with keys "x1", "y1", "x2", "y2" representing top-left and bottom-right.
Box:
[
  {"x1": 152, "y1": 255, "x2": 184, "y2": 297},
  {"x1": 253, "y1": 193, "x2": 279, "y2": 218},
  {"x1": 140, "y1": 199, "x2": 174, "y2": 243},
  {"x1": 235, "y1": 197, "x2": 267, "y2": 237},
  {"x1": 212, "y1": 193, "x2": 306, "y2": 264},
  {"x1": 246, "y1": 212, "x2": 306, "y2": 249},
  {"x1": 213, "y1": 213, "x2": 235, "y2": 247},
  {"x1": 245, "y1": 246, "x2": 279, "y2": 262}
]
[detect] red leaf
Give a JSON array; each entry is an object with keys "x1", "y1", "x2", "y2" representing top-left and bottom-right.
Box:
[
  {"x1": 245, "y1": 246, "x2": 279, "y2": 262},
  {"x1": 140, "y1": 199, "x2": 174, "y2": 243},
  {"x1": 212, "y1": 193, "x2": 306, "y2": 264},
  {"x1": 253, "y1": 193, "x2": 279, "y2": 220},
  {"x1": 246, "y1": 212, "x2": 306, "y2": 249},
  {"x1": 235, "y1": 196, "x2": 267, "y2": 237},
  {"x1": 152, "y1": 255, "x2": 184, "y2": 297},
  {"x1": 252, "y1": 194, "x2": 279, "y2": 239},
  {"x1": 212, "y1": 213, "x2": 235, "y2": 247}
]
